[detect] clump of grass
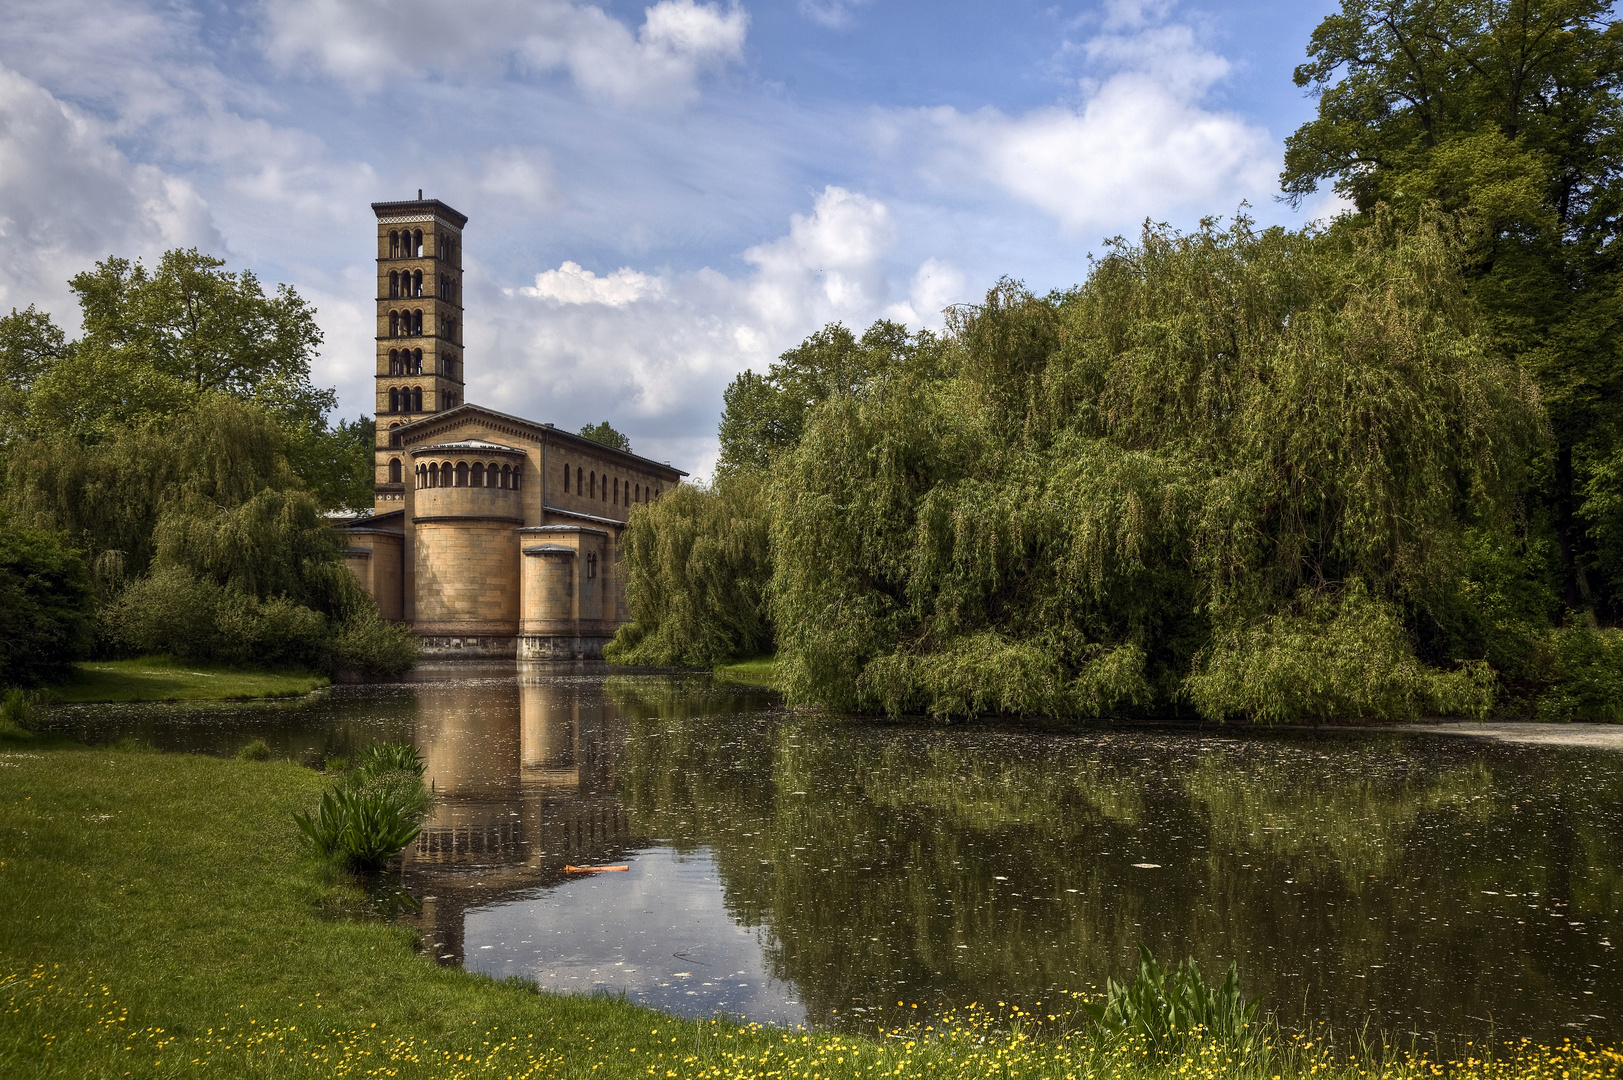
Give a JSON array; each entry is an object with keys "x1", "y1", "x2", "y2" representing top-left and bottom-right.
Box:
[
  {"x1": 294, "y1": 742, "x2": 431, "y2": 871},
  {"x1": 1082, "y1": 945, "x2": 1266, "y2": 1059},
  {"x1": 357, "y1": 741, "x2": 425, "y2": 778},
  {"x1": 323, "y1": 755, "x2": 350, "y2": 773},
  {"x1": 0, "y1": 687, "x2": 51, "y2": 736},
  {"x1": 236, "y1": 738, "x2": 272, "y2": 762},
  {"x1": 293, "y1": 787, "x2": 423, "y2": 872}
]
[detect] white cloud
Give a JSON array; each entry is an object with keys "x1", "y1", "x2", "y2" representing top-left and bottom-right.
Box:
[
  {"x1": 798, "y1": 0, "x2": 871, "y2": 28},
  {"x1": 262, "y1": 0, "x2": 747, "y2": 105},
  {"x1": 0, "y1": 63, "x2": 217, "y2": 320},
  {"x1": 478, "y1": 185, "x2": 962, "y2": 475},
  {"x1": 742, "y1": 186, "x2": 896, "y2": 331},
  {"x1": 520, "y1": 261, "x2": 666, "y2": 306},
  {"x1": 882, "y1": 12, "x2": 1277, "y2": 235}
]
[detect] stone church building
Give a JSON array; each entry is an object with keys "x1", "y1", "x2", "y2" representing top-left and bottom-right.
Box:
[{"x1": 342, "y1": 197, "x2": 686, "y2": 658}]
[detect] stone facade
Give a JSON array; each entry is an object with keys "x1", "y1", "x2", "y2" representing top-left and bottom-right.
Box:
[{"x1": 343, "y1": 198, "x2": 686, "y2": 657}]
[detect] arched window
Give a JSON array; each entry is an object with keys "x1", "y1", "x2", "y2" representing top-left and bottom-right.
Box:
[
  {"x1": 389, "y1": 270, "x2": 399, "y2": 298},
  {"x1": 389, "y1": 423, "x2": 401, "y2": 448},
  {"x1": 590, "y1": 471, "x2": 596, "y2": 498},
  {"x1": 389, "y1": 311, "x2": 399, "y2": 337},
  {"x1": 412, "y1": 348, "x2": 422, "y2": 374},
  {"x1": 501, "y1": 464, "x2": 512, "y2": 489},
  {"x1": 635, "y1": 483, "x2": 640, "y2": 503},
  {"x1": 455, "y1": 461, "x2": 468, "y2": 487},
  {"x1": 471, "y1": 462, "x2": 484, "y2": 487},
  {"x1": 412, "y1": 270, "x2": 422, "y2": 298},
  {"x1": 613, "y1": 477, "x2": 619, "y2": 505},
  {"x1": 428, "y1": 462, "x2": 439, "y2": 487},
  {"x1": 388, "y1": 458, "x2": 401, "y2": 484},
  {"x1": 576, "y1": 466, "x2": 583, "y2": 494},
  {"x1": 411, "y1": 387, "x2": 423, "y2": 412},
  {"x1": 602, "y1": 476, "x2": 608, "y2": 502},
  {"x1": 512, "y1": 463, "x2": 522, "y2": 491},
  {"x1": 388, "y1": 387, "x2": 399, "y2": 413},
  {"x1": 563, "y1": 462, "x2": 570, "y2": 492},
  {"x1": 389, "y1": 230, "x2": 400, "y2": 258},
  {"x1": 413, "y1": 310, "x2": 424, "y2": 336},
  {"x1": 414, "y1": 229, "x2": 423, "y2": 257}
]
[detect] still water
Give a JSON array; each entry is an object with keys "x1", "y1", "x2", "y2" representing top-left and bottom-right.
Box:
[{"x1": 48, "y1": 665, "x2": 1623, "y2": 1045}]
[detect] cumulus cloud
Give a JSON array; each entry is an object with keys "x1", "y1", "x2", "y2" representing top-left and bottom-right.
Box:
[
  {"x1": 882, "y1": 11, "x2": 1277, "y2": 234},
  {"x1": 0, "y1": 63, "x2": 217, "y2": 319},
  {"x1": 479, "y1": 185, "x2": 963, "y2": 477},
  {"x1": 521, "y1": 261, "x2": 666, "y2": 306},
  {"x1": 262, "y1": 0, "x2": 748, "y2": 105}
]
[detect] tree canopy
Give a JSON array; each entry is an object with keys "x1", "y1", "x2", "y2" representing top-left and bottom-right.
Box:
[{"x1": 578, "y1": 421, "x2": 632, "y2": 454}]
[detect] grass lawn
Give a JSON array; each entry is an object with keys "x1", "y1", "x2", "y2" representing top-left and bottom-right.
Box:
[
  {"x1": 49, "y1": 657, "x2": 330, "y2": 703},
  {"x1": 712, "y1": 656, "x2": 778, "y2": 686},
  {"x1": 0, "y1": 736, "x2": 1611, "y2": 1080}
]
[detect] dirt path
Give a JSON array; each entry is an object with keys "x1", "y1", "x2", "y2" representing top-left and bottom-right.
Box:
[{"x1": 1386, "y1": 721, "x2": 1623, "y2": 751}]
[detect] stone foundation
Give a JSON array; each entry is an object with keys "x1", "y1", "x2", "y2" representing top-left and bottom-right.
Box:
[
  {"x1": 418, "y1": 635, "x2": 518, "y2": 659},
  {"x1": 517, "y1": 634, "x2": 613, "y2": 660}
]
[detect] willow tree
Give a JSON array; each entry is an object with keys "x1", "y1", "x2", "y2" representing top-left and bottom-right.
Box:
[{"x1": 770, "y1": 215, "x2": 1541, "y2": 721}]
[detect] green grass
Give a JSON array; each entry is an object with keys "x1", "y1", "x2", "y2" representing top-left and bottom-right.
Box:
[
  {"x1": 0, "y1": 738, "x2": 1613, "y2": 1080},
  {"x1": 713, "y1": 655, "x2": 778, "y2": 686},
  {"x1": 48, "y1": 657, "x2": 330, "y2": 703}
]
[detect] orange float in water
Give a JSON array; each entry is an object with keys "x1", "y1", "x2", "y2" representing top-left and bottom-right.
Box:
[{"x1": 563, "y1": 864, "x2": 630, "y2": 874}]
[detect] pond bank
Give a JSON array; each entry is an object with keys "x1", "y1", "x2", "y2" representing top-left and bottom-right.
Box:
[
  {"x1": 0, "y1": 736, "x2": 1618, "y2": 1080},
  {"x1": 47, "y1": 657, "x2": 330, "y2": 703}
]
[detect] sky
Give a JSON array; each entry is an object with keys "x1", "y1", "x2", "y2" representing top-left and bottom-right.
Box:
[{"x1": 0, "y1": 0, "x2": 1345, "y2": 477}]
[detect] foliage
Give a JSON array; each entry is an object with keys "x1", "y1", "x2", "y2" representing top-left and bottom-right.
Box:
[
  {"x1": 578, "y1": 420, "x2": 632, "y2": 453},
  {"x1": 102, "y1": 565, "x2": 330, "y2": 669},
  {"x1": 237, "y1": 738, "x2": 272, "y2": 762},
  {"x1": 770, "y1": 217, "x2": 1539, "y2": 720},
  {"x1": 1533, "y1": 625, "x2": 1623, "y2": 721},
  {"x1": 716, "y1": 321, "x2": 937, "y2": 476},
  {"x1": 293, "y1": 785, "x2": 423, "y2": 871},
  {"x1": 326, "y1": 608, "x2": 420, "y2": 679},
  {"x1": 287, "y1": 415, "x2": 377, "y2": 513},
  {"x1": 606, "y1": 473, "x2": 773, "y2": 667},
  {"x1": 1281, "y1": 0, "x2": 1623, "y2": 618},
  {"x1": 0, "y1": 520, "x2": 97, "y2": 686},
  {"x1": 11, "y1": 249, "x2": 329, "y2": 440},
  {"x1": 0, "y1": 687, "x2": 43, "y2": 735},
  {"x1": 357, "y1": 741, "x2": 426, "y2": 780},
  {"x1": 1185, "y1": 585, "x2": 1497, "y2": 722},
  {"x1": 1082, "y1": 946, "x2": 1265, "y2": 1060}
]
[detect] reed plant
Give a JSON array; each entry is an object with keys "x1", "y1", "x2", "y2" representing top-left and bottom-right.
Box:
[
  {"x1": 1082, "y1": 946, "x2": 1266, "y2": 1060},
  {"x1": 292, "y1": 786, "x2": 422, "y2": 872}
]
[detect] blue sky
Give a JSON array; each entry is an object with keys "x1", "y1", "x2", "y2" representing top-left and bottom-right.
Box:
[{"x1": 0, "y1": 0, "x2": 1343, "y2": 474}]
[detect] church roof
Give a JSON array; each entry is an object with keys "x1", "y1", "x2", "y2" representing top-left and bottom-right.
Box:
[{"x1": 393, "y1": 402, "x2": 688, "y2": 478}]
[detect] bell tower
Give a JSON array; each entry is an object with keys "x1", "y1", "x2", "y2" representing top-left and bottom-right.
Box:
[{"x1": 371, "y1": 194, "x2": 468, "y2": 508}]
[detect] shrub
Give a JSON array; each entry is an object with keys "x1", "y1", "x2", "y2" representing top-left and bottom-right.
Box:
[
  {"x1": 1534, "y1": 625, "x2": 1623, "y2": 721},
  {"x1": 1082, "y1": 945, "x2": 1265, "y2": 1060},
  {"x1": 325, "y1": 607, "x2": 419, "y2": 679},
  {"x1": 293, "y1": 787, "x2": 423, "y2": 872},
  {"x1": 103, "y1": 566, "x2": 328, "y2": 668},
  {"x1": 0, "y1": 523, "x2": 96, "y2": 686},
  {"x1": 236, "y1": 738, "x2": 272, "y2": 762}
]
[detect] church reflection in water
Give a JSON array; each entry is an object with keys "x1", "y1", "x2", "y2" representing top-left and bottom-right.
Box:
[{"x1": 401, "y1": 668, "x2": 641, "y2": 965}]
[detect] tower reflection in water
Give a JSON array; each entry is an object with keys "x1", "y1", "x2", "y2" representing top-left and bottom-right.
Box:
[{"x1": 399, "y1": 668, "x2": 801, "y2": 1025}]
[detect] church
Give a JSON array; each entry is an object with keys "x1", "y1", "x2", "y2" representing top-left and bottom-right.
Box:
[{"x1": 342, "y1": 196, "x2": 686, "y2": 659}]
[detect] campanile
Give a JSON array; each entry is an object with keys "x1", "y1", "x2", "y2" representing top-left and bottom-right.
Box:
[{"x1": 371, "y1": 195, "x2": 469, "y2": 508}]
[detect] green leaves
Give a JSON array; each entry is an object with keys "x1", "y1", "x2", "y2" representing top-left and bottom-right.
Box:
[
  {"x1": 1082, "y1": 945, "x2": 1265, "y2": 1060},
  {"x1": 293, "y1": 785, "x2": 424, "y2": 873},
  {"x1": 577, "y1": 421, "x2": 632, "y2": 453}
]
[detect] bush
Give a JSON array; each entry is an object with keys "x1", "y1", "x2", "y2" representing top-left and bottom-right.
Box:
[
  {"x1": 103, "y1": 566, "x2": 328, "y2": 668},
  {"x1": 357, "y1": 741, "x2": 425, "y2": 778},
  {"x1": 1535, "y1": 625, "x2": 1623, "y2": 721},
  {"x1": 325, "y1": 607, "x2": 419, "y2": 679},
  {"x1": 236, "y1": 738, "x2": 271, "y2": 761},
  {"x1": 293, "y1": 786, "x2": 423, "y2": 872},
  {"x1": 0, "y1": 688, "x2": 44, "y2": 736},
  {"x1": 1082, "y1": 945, "x2": 1265, "y2": 1060},
  {"x1": 0, "y1": 523, "x2": 96, "y2": 686}
]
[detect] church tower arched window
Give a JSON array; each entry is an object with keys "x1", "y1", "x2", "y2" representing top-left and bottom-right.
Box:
[
  {"x1": 388, "y1": 387, "x2": 399, "y2": 413},
  {"x1": 388, "y1": 458, "x2": 401, "y2": 484}
]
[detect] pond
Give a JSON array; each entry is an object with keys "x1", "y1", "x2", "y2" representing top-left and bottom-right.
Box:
[{"x1": 46, "y1": 664, "x2": 1623, "y2": 1046}]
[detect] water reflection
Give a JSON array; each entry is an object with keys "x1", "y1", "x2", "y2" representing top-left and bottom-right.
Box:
[{"x1": 48, "y1": 667, "x2": 1623, "y2": 1044}]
